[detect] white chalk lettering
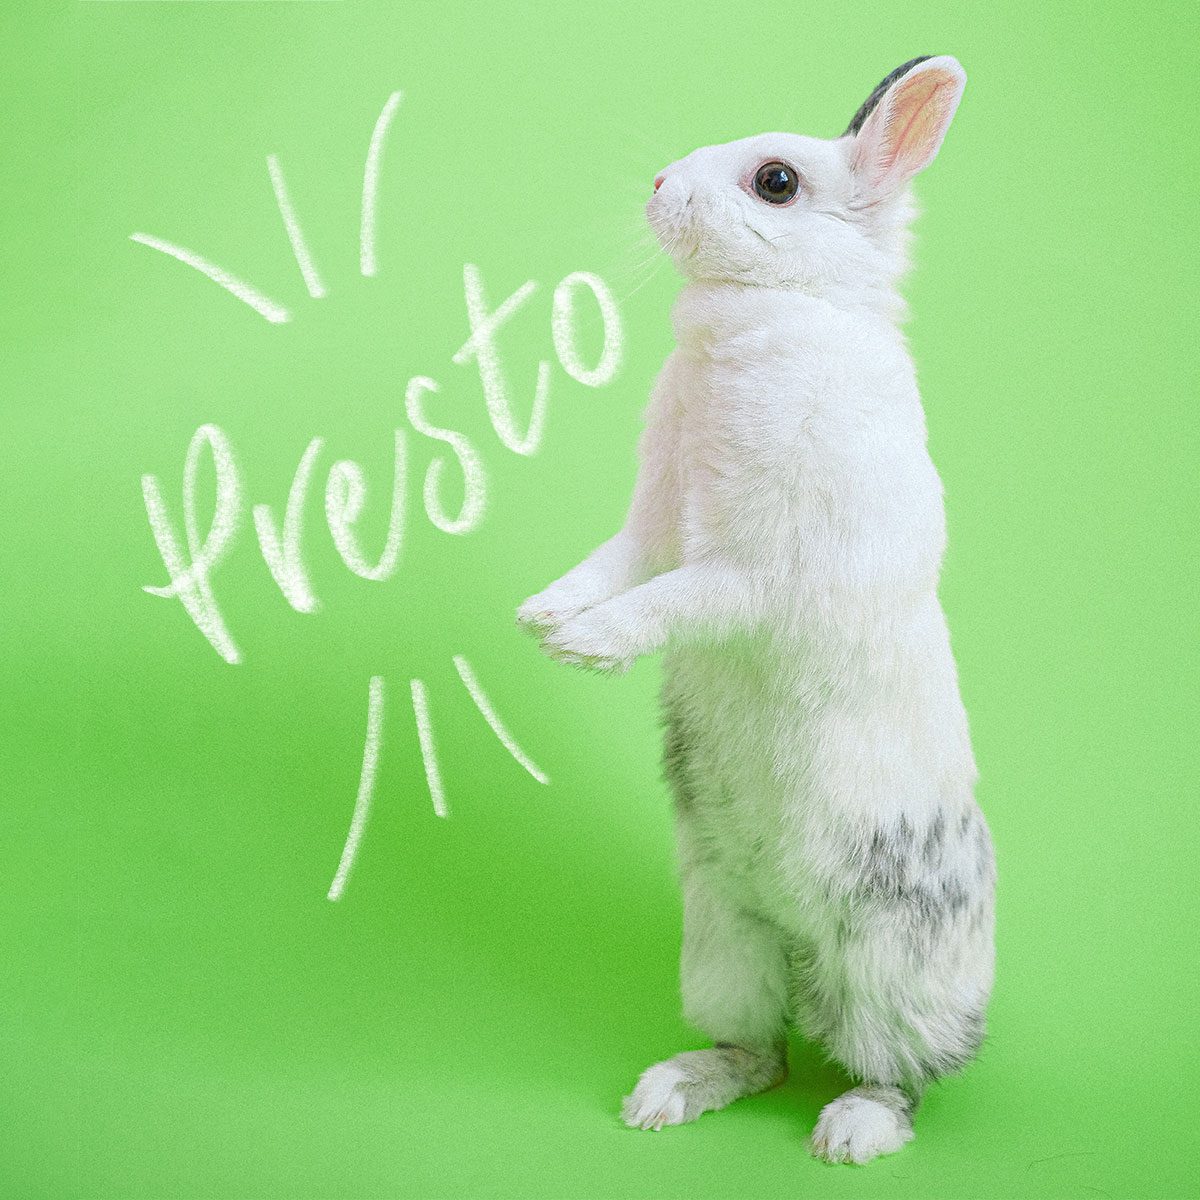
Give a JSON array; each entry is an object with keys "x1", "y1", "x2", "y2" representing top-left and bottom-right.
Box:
[
  {"x1": 404, "y1": 376, "x2": 487, "y2": 535},
  {"x1": 551, "y1": 271, "x2": 623, "y2": 387},
  {"x1": 325, "y1": 430, "x2": 409, "y2": 581},
  {"x1": 253, "y1": 437, "x2": 324, "y2": 614},
  {"x1": 142, "y1": 423, "x2": 243, "y2": 664},
  {"x1": 452, "y1": 264, "x2": 551, "y2": 457}
]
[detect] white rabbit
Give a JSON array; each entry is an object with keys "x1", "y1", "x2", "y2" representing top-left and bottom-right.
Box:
[{"x1": 518, "y1": 56, "x2": 993, "y2": 1165}]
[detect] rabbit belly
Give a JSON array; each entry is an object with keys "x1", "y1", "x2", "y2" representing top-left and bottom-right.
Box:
[{"x1": 661, "y1": 597, "x2": 979, "y2": 918}]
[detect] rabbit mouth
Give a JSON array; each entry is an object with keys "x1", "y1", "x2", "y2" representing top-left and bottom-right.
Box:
[{"x1": 646, "y1": 193, "x2": 702, "y2": 264}]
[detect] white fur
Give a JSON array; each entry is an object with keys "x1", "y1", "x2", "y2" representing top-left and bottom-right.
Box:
[
  {"x1": 520, "y1": 57, "x2": 992, "y2": 1165},
  {"x1": 622, "y1": 1061, "x2": 690, "y2": 1131},
  {"x1": 810, "y1": 1086, "x2": 914, "y2": 1164}
]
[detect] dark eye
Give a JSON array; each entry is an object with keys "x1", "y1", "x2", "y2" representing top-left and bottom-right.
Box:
[{"x1": 753, "y1": 161, "x2": 799, "y2": 204}]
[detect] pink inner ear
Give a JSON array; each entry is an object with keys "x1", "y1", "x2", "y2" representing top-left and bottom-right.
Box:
[
  {"x1": 881, "y1": 77, "x2": 949, "y2": 172},
  {"x1": 858, "y1": 67, "x2": 962, "y2": 191}
]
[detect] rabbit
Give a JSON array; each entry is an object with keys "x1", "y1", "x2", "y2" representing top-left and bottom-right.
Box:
[{"x1": 517, "y1": 55, "x2": 993, "y2": 1165}]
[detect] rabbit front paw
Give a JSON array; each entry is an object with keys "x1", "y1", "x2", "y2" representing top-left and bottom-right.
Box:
[
  {"x1": 516, "y1": 583, "x2": 594, "y2": 636},
  {"x1": 540, "y1": 605, "x2": 636, "y2": 674}
]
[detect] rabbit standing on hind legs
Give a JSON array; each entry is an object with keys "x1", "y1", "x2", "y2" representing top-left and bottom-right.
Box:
[{"x1": 518, "y1": 56, "x2": 994, "y2": 1166}]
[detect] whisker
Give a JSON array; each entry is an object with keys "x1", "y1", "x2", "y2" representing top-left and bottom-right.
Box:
[
  {"x1": 614, "y1": 228, "x2": 682, "y2": 303},
  {"x1": 617, "y1": 239, "x2": 668, "y2": 280},
  {"x1": 617, "y1": 252, "x2": 674, "y2": 306}
]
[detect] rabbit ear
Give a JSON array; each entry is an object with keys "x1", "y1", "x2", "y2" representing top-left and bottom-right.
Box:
[{"x1": 846, "y1": 56, "x2": 966, "y2": 197}]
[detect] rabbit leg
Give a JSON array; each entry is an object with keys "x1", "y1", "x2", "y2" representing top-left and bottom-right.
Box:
[
  {"x1": 621, "y1": 1043, "x2": 787, "y2": 1131},
  {"x1": 622, "y1": 863, "x2": 789, "y2": 1130},
  {"x1": 802, "y1": 934, "x2": 927, "y2": 1164},
  {"x1": 800, "y1": 873, "x2": 992, "y2": 1163}
]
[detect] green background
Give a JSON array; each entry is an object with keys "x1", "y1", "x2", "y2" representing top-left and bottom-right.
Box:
[{"x1": 6, "y1": 2, "x2": 1197, "y2": 1197}]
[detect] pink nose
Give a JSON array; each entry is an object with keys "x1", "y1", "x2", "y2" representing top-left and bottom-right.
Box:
[{"x1": 653, "y1": 174, "x2": 665, "y2": 192}]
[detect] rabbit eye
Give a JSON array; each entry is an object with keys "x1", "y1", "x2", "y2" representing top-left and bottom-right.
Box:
[{"x1": 753, "y1": 161, "x2": 799, "y2": 204}]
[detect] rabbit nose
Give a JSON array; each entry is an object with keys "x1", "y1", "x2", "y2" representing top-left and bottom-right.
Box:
[{"x1": 653, "y1": 174, "x2": 665, "y2": 192}]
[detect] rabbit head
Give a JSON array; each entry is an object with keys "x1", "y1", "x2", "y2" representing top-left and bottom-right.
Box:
[{"x1": 646, "y1": 56, "x2": 966, "y2": 300}]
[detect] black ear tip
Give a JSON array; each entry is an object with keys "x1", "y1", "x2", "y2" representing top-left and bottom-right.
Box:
[{"x1": 843, "y1": 55, "x2": 934, "y2": 137}]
